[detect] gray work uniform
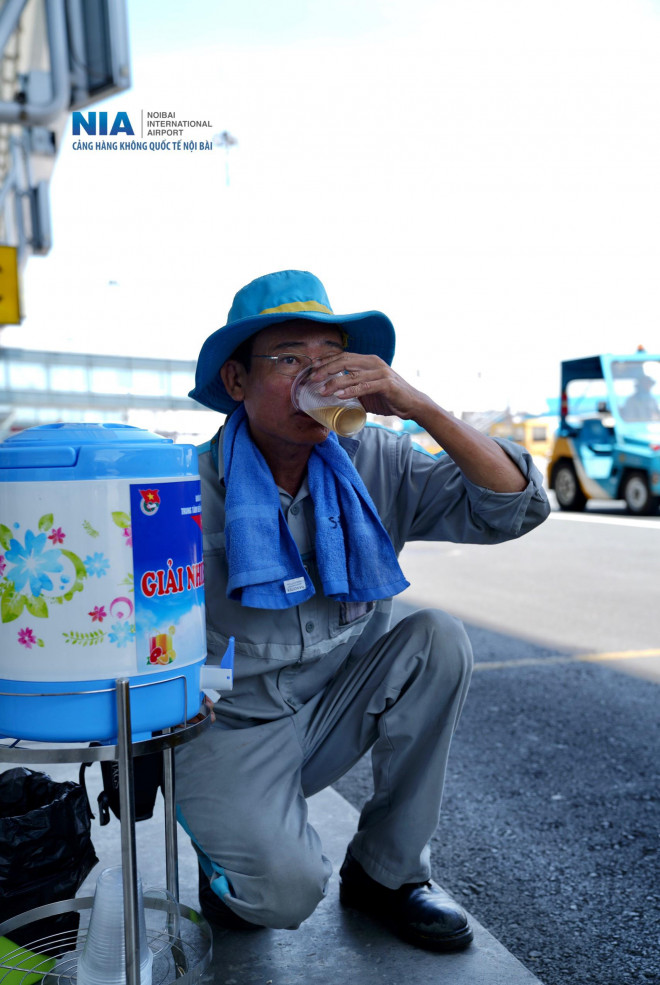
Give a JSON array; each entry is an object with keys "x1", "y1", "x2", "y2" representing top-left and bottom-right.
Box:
[{"x1": 175, "y1": 423, "x2": 550, "y2": 928}]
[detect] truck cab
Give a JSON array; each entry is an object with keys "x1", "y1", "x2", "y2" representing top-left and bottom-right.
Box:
[{"x1": 547, "y1": 351, "x2": 660, "y2": 515}]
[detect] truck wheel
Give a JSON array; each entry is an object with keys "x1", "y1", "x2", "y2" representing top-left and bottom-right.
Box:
[
  {"x1": 553, "y1": 462, "x2": 587, "y2": 511},
  {"x1": 622, "y1": 472, "x2": 659, "y2": 516}
]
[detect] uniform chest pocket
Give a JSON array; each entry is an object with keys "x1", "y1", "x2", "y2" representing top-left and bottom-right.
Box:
[{"x1": 339, "y1": 601, "x2": 375, "y2": 626}]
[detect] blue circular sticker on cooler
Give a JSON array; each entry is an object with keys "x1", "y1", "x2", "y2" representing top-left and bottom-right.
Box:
[{"x1": 0, "y1": 423, "x2": 207, "y2": 742}]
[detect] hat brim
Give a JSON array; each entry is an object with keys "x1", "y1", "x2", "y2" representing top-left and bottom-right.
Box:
[{"x1": 189, "y1": 309, "x2": 396, "y2": 413}]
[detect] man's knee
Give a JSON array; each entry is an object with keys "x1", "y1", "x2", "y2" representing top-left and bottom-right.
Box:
[
  {"x1": 225, "y1": 846, "x2": 332, "y2": 929},
  {"x1": 261, "y1": 850, "x2": 330, "y2": 928},
  {"x1": 404, "y1": 608, "x2": 473, "y2": 685}
]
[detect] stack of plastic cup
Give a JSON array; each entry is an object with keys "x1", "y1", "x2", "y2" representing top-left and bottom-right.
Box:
[{"x1": 77, "y1": 866, "x2": 153, "y2": 985}]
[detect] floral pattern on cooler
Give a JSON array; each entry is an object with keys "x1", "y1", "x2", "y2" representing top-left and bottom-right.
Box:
[
  {"x1": 5, "y1": 529, "x2": 63, "y2": 597},
  {"x1": 108, "y1": 621, "x2": 135, "y2": 648},
  {"x1": 17, "y1": 626, "x2": 44, "y2": 649},
  {"x1": 0, "y1": 514, "x2": 86, "y2": 624},
  {"x1": 0, "y1": 511, "x2": 135, "y2": 651},
  {"x1": 84, "y1": 552, "x2": 110, "y2": 578}
]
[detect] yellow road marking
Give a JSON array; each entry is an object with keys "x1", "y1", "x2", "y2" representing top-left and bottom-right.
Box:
[{"x1": 473, "y1": 648, "x2": 660, "y2": 671}]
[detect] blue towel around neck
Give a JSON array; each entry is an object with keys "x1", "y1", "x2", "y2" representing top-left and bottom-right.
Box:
[{"x1": 222, "y1": 405, "x2": 409, "y2": 609}]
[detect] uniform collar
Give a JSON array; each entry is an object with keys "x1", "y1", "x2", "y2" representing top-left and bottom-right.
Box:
[{"x1": 210, "y1": 418, "x2": 360, "y2": 483}]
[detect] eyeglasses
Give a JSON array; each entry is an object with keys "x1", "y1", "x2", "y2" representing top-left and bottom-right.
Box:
[{"x1": 251, "y1": 352, "x2": 315, "y2": 378}]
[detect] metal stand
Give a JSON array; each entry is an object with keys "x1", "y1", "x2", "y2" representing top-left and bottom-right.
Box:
[
  {"x1": 0, "y1": 680, "x2": 211, "y2": 985},
  {"x1": 116, "y1": 678, "x2": 141, "y2": 985}
]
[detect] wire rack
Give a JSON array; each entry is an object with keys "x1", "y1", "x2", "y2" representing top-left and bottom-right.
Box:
[{"x1": 0, "y1": 897, "x2": 212, "y2": 985}]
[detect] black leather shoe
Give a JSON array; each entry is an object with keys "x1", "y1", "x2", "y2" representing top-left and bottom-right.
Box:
[
  {"x1": 339, "y1": 851, "x2": 473, "y2": 952},
  {"x1": 198, "y1": 863, "x2": 264, "y2": 931}
]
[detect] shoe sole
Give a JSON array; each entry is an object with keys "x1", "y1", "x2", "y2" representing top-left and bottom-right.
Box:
[{"x1": 398, "y1": 923, "x2": 474, "y2": 953}]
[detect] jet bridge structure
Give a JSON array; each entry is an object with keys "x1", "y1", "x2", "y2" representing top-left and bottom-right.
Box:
[
  {"x1": 0, "y1": 0, "x2": 130, "y2": 276},
  {"x1": 0, "y1": 345, "x2": 215, "y2": 440}
]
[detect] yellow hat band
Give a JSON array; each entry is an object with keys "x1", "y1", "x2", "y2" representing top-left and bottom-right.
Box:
[{"x1": 259, "y1": 300, "x2": 333, "y2": 316}]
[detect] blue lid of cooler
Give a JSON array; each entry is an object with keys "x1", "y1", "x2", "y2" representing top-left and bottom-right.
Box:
[{"x1": 0, "y1": 423, "x2": 199, "y2": 481}]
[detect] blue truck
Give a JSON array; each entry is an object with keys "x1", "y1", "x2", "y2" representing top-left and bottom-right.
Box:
[{"x1": 547, "y1": 351, "x2": 660, "y2": 515}]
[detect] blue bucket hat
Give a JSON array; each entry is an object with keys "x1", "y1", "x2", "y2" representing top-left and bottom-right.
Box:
[{"x1": 189, "y1": 269, "x2": 396, "y2": 413}]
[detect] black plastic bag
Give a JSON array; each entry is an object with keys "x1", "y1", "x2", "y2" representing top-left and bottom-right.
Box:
[{"x1": 0, "y1": 767, "x2": 98, "y2": 950}]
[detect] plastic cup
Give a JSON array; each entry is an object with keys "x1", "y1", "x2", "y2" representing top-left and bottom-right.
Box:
[
  {"x1": 77, "y1": 866, "x2": 153, "y2": 985},
  {"x1": 143, "y1": 888, "x2": 180, "y2": 957},
  {"x1": 291, "y1": 369, "x2": 366, "y2": 437}
]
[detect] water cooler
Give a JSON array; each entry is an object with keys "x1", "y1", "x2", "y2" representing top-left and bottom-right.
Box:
[{"x1": 0, "y1": 422, "x2": 230, "y2": 742}]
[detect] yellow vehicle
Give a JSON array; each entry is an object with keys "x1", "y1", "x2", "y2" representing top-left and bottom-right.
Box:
[{"x1": 489, "y1": 416, "x2": 556, "y2": 460}]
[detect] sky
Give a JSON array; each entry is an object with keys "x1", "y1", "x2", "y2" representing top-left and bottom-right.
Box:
[{"x1": 3, "y1": 0, "x2": 660, "y2": 421}]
